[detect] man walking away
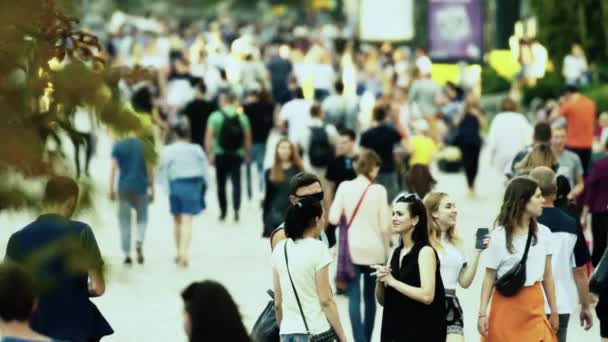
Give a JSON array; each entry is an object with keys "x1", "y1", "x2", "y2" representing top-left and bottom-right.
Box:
[
  {"x1": 530, "y1": 167, "x2": 593, "y2": 342},
  {"x1": 5, "y1": 176, "x2": 113, "y2": 342},
  {"x1": 205, "y1": 90, "x2": 252, "y2": 222},
  {"x1": 110, "y1": 132, "x2": 153, "y2": 265}
]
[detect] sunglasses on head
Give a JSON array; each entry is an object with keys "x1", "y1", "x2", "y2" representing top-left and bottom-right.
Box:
[
  {"x1": 296, "y1": 191, "x2": 324, "y2": 202},
  {"x1": 393, "y1": 192, "x2": 420, "y2": 204}
]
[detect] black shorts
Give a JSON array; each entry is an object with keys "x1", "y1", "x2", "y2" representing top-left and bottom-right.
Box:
[
  {"x1": 445, "y1": 290, "x2": 464, "y2": 335},
  {"x1": 597, "y1": 294, "x2": 608, "y2": 338}
]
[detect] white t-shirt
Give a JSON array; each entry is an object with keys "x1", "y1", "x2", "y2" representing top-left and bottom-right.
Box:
[
  {"x1": 437, "y1": 239, "x2": 468, "y2": 290},
  {"x1": 272, "y1": 238, "x2": 332, "y2": 335},
  {"x1": 563, "y1": 55, "x2": 587, "y2": 81},
  {"x1": 280, "y1": 99, "x2": 313, "y2": 143},
  {"x1": 484, "y1": 224, "x2": 552, "y2": 287}
]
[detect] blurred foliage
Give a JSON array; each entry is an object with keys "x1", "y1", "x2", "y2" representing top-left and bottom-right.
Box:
[
  {"x1": 521, "y1": 71, "x2": 564, "y2": 106},
  {"x1": 531, "y1": 0, "x2": 608, "y2": 70},
  {"x1": 0, "y1": 0, "x2": 156, "y2": 212},
  {"x1": 584, "y1": 85, "x2": 608, "y2": 113},
  {"x1": 481, "y1": 66, "x2": 511, "y2": 95}
]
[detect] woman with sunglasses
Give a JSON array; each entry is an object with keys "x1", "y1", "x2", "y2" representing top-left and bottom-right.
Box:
[
  {"x1": 328, "y1": 149, "x2": 391, "y2": 342},
  {"x1": 374, "y1": 193, "x2": 447, "y2": 342},
  {"x1": 478, "y1": 177, "x2": 558, "y2": 341},
  {"x1": 423, "y1": 192, "x2": 488, "y2": 342}
]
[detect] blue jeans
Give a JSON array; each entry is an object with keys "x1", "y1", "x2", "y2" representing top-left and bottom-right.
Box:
[
  {"x1": 246, "y1": 143, "x2": 266, "y2": 198},
  {"x1": 348, "y1": 265, "x2": 376, "y2": 342},
  {"x1": 280, "y1": 334, "x2": 309, "y2": 342},
  {"x1": 118, "y1": 192, "x2": 149, "y2": 256},
  {"x1": 376, "y1": 172, "x2": 398, "y2": 203}
]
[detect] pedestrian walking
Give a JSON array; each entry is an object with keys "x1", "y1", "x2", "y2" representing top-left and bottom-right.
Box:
[
  {"x1": 72, "y1": 106, "x2": 97, "y2": 178},
  {"x1": 486, "y1": 97, "x2": 533, "y2": 175},
  {"x1": 581, "y1": 157, "x2": 608, "y2": 267},
  {"x1": 158, "y1": 119, "x2": 210, "y2": 267},
  {"x1": 360, "y1": 104, "x2": 402, "y2": 201},
  {"x1": 423, "y1": 192, "x2": 489, "y2": 341},
  {"x1": 205, "y1": 91, "x2": 252, "y2": 222},
  {"x1": 5, "y1": 176, "x2": 113, "y2": 341},
  {"x1": 0, "y1": 262, "x2": 59, "y2": 342},
  {"x1": 181, "y1": 280, "x2": 251, "y2": 342},
  {"x1": 328, "y1": 149, "x2": 391, "y2": 342},
  {"x1": 453, "y1": 93, "x2": 485, "y2": 197},
  {"x1": 272, "y1": 198, "x2": 348, "y2": 342},
  {"x1": 551, "y1": 124, "x2": 584, "y2": 200},
  {"x1": 243, "y1": 88, "x2": 275, "y2": 199},
  {"x1": 405, "y1": 119, "x2": 438, "y2": 168},
  {"x1": 298, "y1": 103, "x2": 338, "y2": 176},
  {"x1": 375, "y1": 193, "x2": 447, "y2": 342},
  {"x1": 530, "y1": 167, "x2": 593, "y2": 342},
  {"x1": 181, "y1": 78, "x2": 216, "y2": 149},
  {"x1": 478, "y1": 177, "x2": 558, "y2": 341},
  {"x1": 515, "y1": 143, "x2": 558, "y2": 176},
  {"x1": 506, "y1": 122, "x2": 553, "y2": 179},
  {"x1": 262, "y1": 138, "x2": 304, "y2": 237},
  {"x1": 110, "y1": 132, "x2": 153, "y2": 265}
]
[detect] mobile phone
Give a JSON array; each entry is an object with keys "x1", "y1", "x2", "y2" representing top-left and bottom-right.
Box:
[{"x1": 475, "y1": 228, "x2": 490, "y2": 249}]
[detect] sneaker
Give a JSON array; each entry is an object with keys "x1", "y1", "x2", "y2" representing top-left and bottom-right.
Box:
[
  {"x1": 234, "y1": 211, "x2": 239, "y2": 222},
  {"x1": 136, "y1": 242, "x2": 144, "y2": 264},
  {"x1": 219, "y1": 213, "x2": 226, "y2": 222},
  {"x1": 124, "y1": 257, "x2": 133, "y2": 266}
]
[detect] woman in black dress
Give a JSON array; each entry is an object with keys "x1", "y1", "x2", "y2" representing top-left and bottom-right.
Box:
[
  {"x1": 262, "y1": 138, "x2": 304, "y2": 237},
  {"x1": 373, "y1": 193, "x2": 446, "y2": 342},
  {"x1": 454, "y1": 93, "x2": 485, "y2": 198}
]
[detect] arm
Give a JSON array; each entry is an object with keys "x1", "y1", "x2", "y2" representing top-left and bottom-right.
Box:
[
  {"x1": 327, "y1": 185, "x2": 342, "y2": 225},
  {"x1": 271, "y1": 229, "x2": 287, "y2": 252},
  {"x1": 573, "y1": 265, "x2": 593, "y2": 330},
  {"x1": 316, "y1": 265, "x2": 347, "y2": 342},
  {"x1": 458, "y1": 250, "x2": 482, "y2": 288},
  {"x1": 542, "y1": 255, "x2": 560, "y2": 330},
  {"x1": 147, "y1": 166, "x2": 155, "y2": 202},
  {"x1": 325, "y1": 180, "x2": 336, "y2": 208},
  {"x1": 110, "y1": 159, "x2": 118, "y2": 200},
  {"x1": 205, "y1": 126, "x2": 215, "y2": 164},
  {"x1": 382, "y1": 246, "x2": 437, "y2": 305},
  {"x1": 478, "y1": 268, "x2": 496, "y2": 336},
  {"x1": 272, "y1": 269, "x2": 283, "y2": 326},
  {"x1": 88, "y1": 268, "x2": 105, "y2": 297},
  {"x1": 568, "y1": 175, "x2": 584, "y2": 200}
]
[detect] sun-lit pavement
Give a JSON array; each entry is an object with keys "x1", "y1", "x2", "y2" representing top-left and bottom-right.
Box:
[{"x1": 0, "y1": 131, "x2": 599, "y2": 341}]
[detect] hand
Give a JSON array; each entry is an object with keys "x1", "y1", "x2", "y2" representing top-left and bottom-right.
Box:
[
  {"x1": 567, "y1": 191, "x2": 576, "y2": 201},
  {"x1": 208, "y1": 155, "x2": 215, "y2": 167},
  {"x1": 371, "y1": 265, "x2": 391, "y2": 283},
  {"x1": 110, "y1": 191, "x2": 116, "y2": 202},
  {"x1": 148, "y1": 190, "x2": 154, "y2": 203},
  {"x1": 580, "y1": 214, "x2": 588, "y2": 231},
  {"x1": 580, "y1": 307, "x2": 594, "y2": 330},
  {"x1": 549, "y1": 312, "x2": 560, "y2": 331},
  {"x1": 477, "y1": 316, "x2": 489, "y2": 336}
]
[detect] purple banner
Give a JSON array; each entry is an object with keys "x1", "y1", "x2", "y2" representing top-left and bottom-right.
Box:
[{"x1": 428, "y1": 0, "x2": 483, "y2": 62}]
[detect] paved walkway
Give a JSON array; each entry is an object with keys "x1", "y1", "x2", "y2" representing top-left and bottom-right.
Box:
[{"x1": 0, "y1": 132, "x2": 600, "y2": 341}]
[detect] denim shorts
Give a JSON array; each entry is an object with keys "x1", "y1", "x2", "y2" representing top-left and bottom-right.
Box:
[{"x1": 169, "y1": 177, "x2": 205, "y2": 215}]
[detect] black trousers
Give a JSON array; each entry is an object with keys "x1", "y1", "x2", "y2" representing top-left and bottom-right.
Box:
[
  {"x1": 567, "y1": 146, "x2": 592, "y2": 177},
  {"x1": 460, "y1": 143, "x2": 482, "y2": 188},
  {"x1": 215, "y1": 154, "x2": 243, "y2": 216},
  {"x1": 592, "y1": 212, "x2": 608, "y2": 267},
  {"x1": 74, "y1": 132, "x2": 94, "y2": 177}
]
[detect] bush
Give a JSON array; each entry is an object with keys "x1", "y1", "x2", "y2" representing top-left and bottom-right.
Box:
[
  {"x1": 584, "y1": 84, "x2": 608, "y2": 113},
  {"x1": 481, "y1": 66, "x2": 511, "y2": 95},
  {"x1": 522, "y1": 71, "x2": 565, "y2": 106}
]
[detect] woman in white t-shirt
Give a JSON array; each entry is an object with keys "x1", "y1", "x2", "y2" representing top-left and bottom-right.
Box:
[
  {"x1": 272, "y1": 198, "x2": 347, "y2": 342},
  {"x1": 423, "y1": 192, "x2": 489, "y2": 341},
  {"x1": 478, "y1": 177, "x2": 559, "y2": 341}
]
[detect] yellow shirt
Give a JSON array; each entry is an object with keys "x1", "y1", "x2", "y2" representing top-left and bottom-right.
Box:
[{"x1": 408, "y1": 135, "x2": 438, "y2": 166}]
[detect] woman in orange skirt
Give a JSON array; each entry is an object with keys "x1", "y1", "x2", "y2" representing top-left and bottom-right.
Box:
[{"x1": 478, "y1": 177, "x2": 559, "y2": 341}]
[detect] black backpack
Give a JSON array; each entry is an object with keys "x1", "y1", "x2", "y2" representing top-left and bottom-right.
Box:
[
  {"x1": 218, "y1": 110, "x2": 245, "y2": 153},
  {"x1": 308, "y1": 126, "x2": 333, "y2": 167}
]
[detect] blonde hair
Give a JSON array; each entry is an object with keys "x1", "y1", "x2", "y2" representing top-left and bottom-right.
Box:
[
  {"x1": 423, "y1": 192, "x2": 462, "y2": 251},
  {"x1": 269, "y1": 138, "x2": 304, "y2": 183},
  {"x1": 354, "y1": 148, "x2": 382, "y2": 180},
  {"x1": 515, "y1": 144, "x2": 557, "y2": 174}
]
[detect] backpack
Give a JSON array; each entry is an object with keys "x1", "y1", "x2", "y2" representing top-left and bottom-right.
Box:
[
  {"x1": 218, "y1": 110, "x2": 245, "y2": 153},
  {"x1": 308, "y1": 126, "x2": 333, "y2": 167}
]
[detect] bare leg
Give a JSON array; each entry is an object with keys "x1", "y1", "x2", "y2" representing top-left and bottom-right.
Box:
[
  {"x1": 173, "y1": 215, "x2": 182, "y2": 263},
  {"x1": 179, "y1": 215, "x2": 193, "y2": 267}
]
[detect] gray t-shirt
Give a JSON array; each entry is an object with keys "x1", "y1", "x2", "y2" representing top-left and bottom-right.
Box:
[
  {"x1": 409, "y1": 79, "x2": 441, "y2": 116},
  {"x1": 557, "y1": 150, "x2": 583, "y2": 188}
]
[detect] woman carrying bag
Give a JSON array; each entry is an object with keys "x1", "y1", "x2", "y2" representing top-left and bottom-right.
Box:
[
  {"x1": 272, "y1": 198, "x2": 347, "y2": 342},
  {"x1": 478, "y1": 176, "x2": 559, "y2": 341},
  {"x1": 328, "y1": 149, "x2": 391, "y2": 342}
]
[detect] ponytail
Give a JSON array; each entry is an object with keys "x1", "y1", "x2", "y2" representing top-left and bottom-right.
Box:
[{"x1": 284, "y1": 197, "x2": 323, "y2": 240}]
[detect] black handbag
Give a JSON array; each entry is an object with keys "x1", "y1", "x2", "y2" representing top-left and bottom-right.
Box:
[
  {"x1": 590, "y1": 247, "x2": 608, "y2": 295},
  {"x1": 284, "y1": 241, "x2": 337, "y2": 342},
  {"x1": 250, "y1": 290, "x2": 280, "y2": 342},
  {"x1": 495, "y1": 229, "x2": 533, "y2": 297}
]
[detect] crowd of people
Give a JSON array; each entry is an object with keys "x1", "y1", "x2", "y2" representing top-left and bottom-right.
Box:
[{"x1": 1, "y1": 10, "x2": 608, "y2": 342}]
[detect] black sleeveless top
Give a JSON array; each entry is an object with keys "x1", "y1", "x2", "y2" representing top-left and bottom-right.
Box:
[{"x1": 381, "y1": 242, "x2": 447, "y2": 342}]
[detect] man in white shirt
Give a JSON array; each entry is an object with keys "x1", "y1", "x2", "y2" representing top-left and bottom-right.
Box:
[
  {"x1": 530, "y1": 167, "x2": 593, "y2": 342},
  {"x1": 279, "y1": 88, "x2": 313, "y2": 144}
]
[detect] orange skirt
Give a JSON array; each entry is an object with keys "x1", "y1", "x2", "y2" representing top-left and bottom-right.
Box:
[{"x1": 481, "y1": 282, "x2": 557, "y2": 342}]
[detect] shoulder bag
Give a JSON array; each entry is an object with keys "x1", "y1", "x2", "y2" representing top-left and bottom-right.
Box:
[
  {"x1": 336, "y1": 183, "x2": 372, "y2": 287},
  {"x1": 494, "y1": 228, "x2": 533, "y2": 297},
  {"x1": 284, "y1": 241, "x2": 337, "y2": 342}
]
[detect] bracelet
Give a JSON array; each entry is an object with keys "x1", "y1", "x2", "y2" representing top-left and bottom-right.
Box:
[{"x1": 478, "y1": 314, "x2": 487, "y2": 318}]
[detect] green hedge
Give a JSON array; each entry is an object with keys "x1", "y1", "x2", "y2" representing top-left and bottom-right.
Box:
[{"x1": 481, "y1": 66, "x2": 511, "y2": 95}]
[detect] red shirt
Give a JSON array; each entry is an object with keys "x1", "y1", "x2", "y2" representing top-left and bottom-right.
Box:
[{"x1": 559, "y1": 95, "x2": 596, "y2": 148}]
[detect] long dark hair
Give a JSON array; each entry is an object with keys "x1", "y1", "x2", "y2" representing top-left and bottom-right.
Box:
[
  {"x1": 284, "y1": 197, "x2": 323, "y2": 240},
  {"x1": 407, "y1": 164, "x2": 436, "y2": 199},
  {"x1": 394, "y1": 193, "x2": 430, "y2": 246},
  {"x1": 495, "y1": 177, "x2": 539, "y2": 253},
  {"x1": 269, "y1": 138, "x2": 304, "y2": 183},
  {"x1": 181, "y1": 281, "x2": 251, "y2": 342}
]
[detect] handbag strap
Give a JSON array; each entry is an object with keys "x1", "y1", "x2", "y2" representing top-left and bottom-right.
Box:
[
  {"x1": 283, "y1": 240, "x2": 311, "y2": 336},
  {"x1": 519, "y1": 227, "x2": 534, "y2": 264},
  {"x1": 346, "y1": 183, "x2": 373, "y2": 228}
]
